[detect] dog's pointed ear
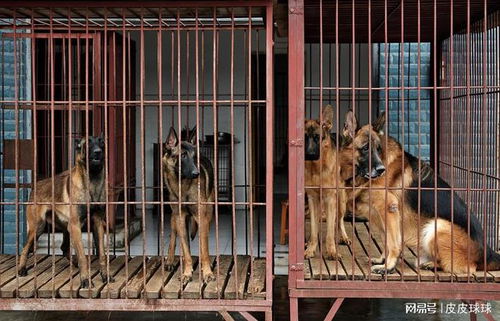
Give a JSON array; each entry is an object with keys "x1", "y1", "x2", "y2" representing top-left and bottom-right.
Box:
[
  {"x1": 165, "y1": 127, "x2": 178, "y2": 150},
  {"x1": 372, "y1": 112, "x2": 386, "y2": 135},
  {"x1": 189, "y1": 125, "x2": 197, "y2": 145},
  {"x1": 343, "y1": 109, "x2": 358, "y2": 140},
  {"x1": 322, "y1": 104, "x2": 334, "y2": 130}
]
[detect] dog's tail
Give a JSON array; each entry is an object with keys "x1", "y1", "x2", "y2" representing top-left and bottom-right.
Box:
[{"x1": 189, "y1": 216, "x2": 198, "y2": 240}]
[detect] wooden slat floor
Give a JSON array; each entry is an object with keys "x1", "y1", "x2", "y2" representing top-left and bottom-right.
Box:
[
  {"x1": 305, "y1": 222, "x2": 500, "y2": 283},
  {"x1": 0, "y1": 254, "x2": 266, "y2": 299}
]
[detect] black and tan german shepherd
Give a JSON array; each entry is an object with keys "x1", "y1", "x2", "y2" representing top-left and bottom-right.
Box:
[
  {"x1": 304, "y1": 105, "x2": 350, "y2": 260},
  {"x1": 18, "y1": 136, "x2": 113, "y2": 288},
  {"x1": 341, "y1": 111, "x2": 500, "y2": 274},
  {"x1": 163, "y1": 126, "x2": 215, "y2": 284}
]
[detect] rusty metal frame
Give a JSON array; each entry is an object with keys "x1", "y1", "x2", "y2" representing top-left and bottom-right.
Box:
[
  {"x1": 0, "y1": 1, "x2": 273, "y2": 320},
  {"x1": 288, "y1": 0, "x2": 500, "y2": 320}
]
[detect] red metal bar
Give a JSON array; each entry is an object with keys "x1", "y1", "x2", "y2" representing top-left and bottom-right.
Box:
[
  {"x1": 247, "y1": 6, "x2": 254, "y2": 292},
  {"x1": 1, "y1": 1, "x2": 271, "y2": 8},
  {"x1": 0, "y1": 299, "x2": 272, "y2": 311},
  {"x1": 323, "y1": 298, "x2": 344, "y2": 321},
  {"x1": 265, "y1": 0, "x2": 274, "y2": 303},
  {"x1": 481, "y1": 0, "x2": 488, "y2": 281},
  {"x1": 230, "y1": 7, "x2": 239, "y2": 302},
  {"x1": 288, "y1": 0, "x2": 305, "y2": 293},
  {"x1": 12, "y1": 10, "x2": 20, "y2": 297},
  {"x1": 139, "y1": 5, "x2": 147, "y2": 292},
  {"x1": 122, "y1": 7, "x2": 130, "y2": 297}
]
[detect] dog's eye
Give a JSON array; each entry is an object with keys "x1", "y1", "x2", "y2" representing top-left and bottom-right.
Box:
[
  {"x1": 181, "y1": 153, "x2": 186, "y2": 159},
  {"x1": 314, "y1": 134, "x2": 320, "y2": 141},
  {"x1": 362, "y1": 144, "x2": 369, "y2": 152}
]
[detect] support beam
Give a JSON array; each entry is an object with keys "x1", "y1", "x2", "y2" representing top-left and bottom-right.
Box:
[{"x1": 324, "y1": 298, "x2": 345, "y2": 321}]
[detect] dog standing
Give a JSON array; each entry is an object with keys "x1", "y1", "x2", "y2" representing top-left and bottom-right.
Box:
[
  {"x1": 18, "y1": 136, "x2": 113, "y2": 288},
  {"x1": 304, "y1": 105, "x2": 350, "y2": 260},
  {"x1": 341, "y1": 111, "x2": 500, "y2": 274},
  {"x1": 163, "y1": 126, "x2": 215, "y2": 284}
]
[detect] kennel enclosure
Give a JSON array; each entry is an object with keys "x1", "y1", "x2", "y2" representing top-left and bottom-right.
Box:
[
  {"x1": 0, "y1": 1, "x2": 274, "y2": 320},
  {"x1": 287, "y1": 0, "x2": 500, "y2": 320}
]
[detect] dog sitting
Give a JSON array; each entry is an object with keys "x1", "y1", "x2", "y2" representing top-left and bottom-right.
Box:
[{"x1": 163, "y1": 126, "x2": 215, "y2": 284}]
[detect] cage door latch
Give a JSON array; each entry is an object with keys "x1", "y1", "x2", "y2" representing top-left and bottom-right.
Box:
[
  {"x1": 289, "y1": 263, "x2": 304, "y2": 271},
  {"x1": 289, "y1": 138, "x2": 303, "y2": 147}
]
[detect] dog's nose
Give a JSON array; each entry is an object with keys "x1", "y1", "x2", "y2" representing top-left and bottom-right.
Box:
[
  {"x1": 191, "y1": 170, "x2": 200, "y2": 178},
  {"x1": 93, "y1": 150, "x2": 102, "y2": 157}
]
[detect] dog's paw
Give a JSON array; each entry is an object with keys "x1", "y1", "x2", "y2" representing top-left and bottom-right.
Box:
[
  {"x1": 324, "y1": 250, "x2": 342, "y2": 261},
  {"x1": 101, "y1": 272, "x2": 115, "y2": 283},
  {"x1": 165, "y1": 257, "x2": 176, "y2": 271},
  {"x1": 371, "y1": 264, "x2": 395, "y2": 275},
  {"x1": 304, "y1": 245, "x2": 317, "y2": 259},
  {"x1": 419, "y1": 262, "x2": 436, "y2": 271},
  {"x1": 181, "y1": 272, "x2": 193, "y2": 286},
  {"x1": 340, "y1": 236, "x2": 352, "y2": 245},
  {"x1": 80, "y1": 278, "x2": 94, "y2": 289},
  {"x1": 202, "y1": 270, "x2": 216, "y2": 283},
  {"x1": 370, "y1": 257, "x2": 385, "y2": 265},
  {"x1": 18, "y1": 267, "x2": 28, "y2": 277}
]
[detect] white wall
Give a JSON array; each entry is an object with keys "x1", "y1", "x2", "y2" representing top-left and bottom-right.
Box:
[{"x1": 130, "y1": 29, "x2": 266, "y2": 208}]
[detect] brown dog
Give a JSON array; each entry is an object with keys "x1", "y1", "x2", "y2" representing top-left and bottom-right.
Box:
[
  {"x1": 163, "y1": 127, "x2": 215, "y2": 284},
  {"x1": 18, "y1": 136, "x2": 113, "y2": 288},
  {"x1": 304, "y1": 105, "x2": 350, "y2": 260},
  {"x1": 341, "y1": 111, "x2": 500, "y2": 274}
]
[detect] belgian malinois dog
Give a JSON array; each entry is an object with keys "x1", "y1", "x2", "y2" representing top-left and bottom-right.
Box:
[
  {"x1": 163, "y1": 126, "x2": 215, "y2": 284},
  {"x1": 18, "y1": 136, "x2": 113, "y2": 288},
  {"x1": 341, "y1": 111, "x2": 500, "y2": 274},
  {"x1": 304, "y1": 105, "x2": 350, "y2": 260}
]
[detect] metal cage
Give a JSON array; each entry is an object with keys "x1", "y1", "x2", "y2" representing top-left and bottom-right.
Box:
[
  {"x1": 288, "y1": 0, "x2": 500, "y2": 320},
  {"x1": 0, "y1": 1, "x2": 274, "y2": 320}
]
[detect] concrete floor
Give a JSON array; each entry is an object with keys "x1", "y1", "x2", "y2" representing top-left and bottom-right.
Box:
[{"x1": 1, "y1": 276, "x2": 498, "y2": 321}]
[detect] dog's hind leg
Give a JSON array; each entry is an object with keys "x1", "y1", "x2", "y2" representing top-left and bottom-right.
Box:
[
  {"x1": 19, "y1": 205, "x2": 44, "y2": 276},
  {"x1": 165, "y1": 214, "x2": 177, "y2": 270}
]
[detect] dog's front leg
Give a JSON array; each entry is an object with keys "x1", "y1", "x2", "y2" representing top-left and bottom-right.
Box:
[
  {"x1": 165, "y1": 214, "x2": 177, "y2": 270},
  {"x1": 92, "y1": 214, "x2": 114, "y2": 283},
  {"x1": 69, "y1": 209, "x2": 92, "y2": 288},
  {"x1": 370, "y1": 192, "x2": 401, "y2": 275},
  {"x1": 304, "y1": 192, "x2": 319, "y2": 258},
  {"x1": 199, "y1": 208, "x2": 215, "y2": 283},
  {"x1": 176, "y1": 211, "x2": 193, "y2": 285},
  {"x1": 337, "y1": 189, "x2": 351, "y2": 245},
  {"x1": 324, "y1": 192, "x2": 341, "y2": 260}
]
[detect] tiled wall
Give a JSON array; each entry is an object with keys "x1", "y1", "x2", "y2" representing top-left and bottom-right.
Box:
[
  {"x1": 0, "y1": 29, "x2": 32, "y2": 254},
  {"x1": 376, "y1": 43, "x2": 431, "y2": 161}
]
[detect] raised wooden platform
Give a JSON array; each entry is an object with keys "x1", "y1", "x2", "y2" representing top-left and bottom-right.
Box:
[
  {"x1": 0, "y1": 254, "x2": 266, "y2": 299},
  {"x1": 305, "y1": 222, "x2": 500, "y2": 282}
]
